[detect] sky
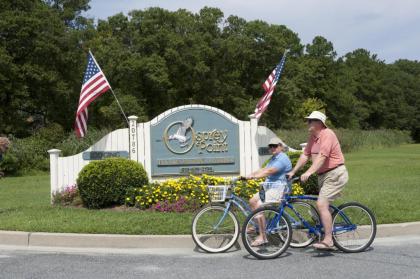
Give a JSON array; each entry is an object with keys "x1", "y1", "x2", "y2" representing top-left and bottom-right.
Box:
[{"x1": 84, "y1": 0, "x2": 420, "y2": 63}]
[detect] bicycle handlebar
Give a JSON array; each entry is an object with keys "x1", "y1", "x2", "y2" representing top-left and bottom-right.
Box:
[{"x1": 287, "y1": 176, "x2": 300, "y2": 183}]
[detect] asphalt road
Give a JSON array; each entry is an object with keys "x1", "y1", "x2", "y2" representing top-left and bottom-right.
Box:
[{"x1": 0, "y1": 236, "x2": 419, "y2": 279}]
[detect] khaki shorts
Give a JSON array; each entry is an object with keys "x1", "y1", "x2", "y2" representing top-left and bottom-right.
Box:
[
  {"x1": 252, "y1": 187, "x2": 284, "y2": 204},
  {"x1": 318, "y1": 165, "x2": 349, "y2": 201}
]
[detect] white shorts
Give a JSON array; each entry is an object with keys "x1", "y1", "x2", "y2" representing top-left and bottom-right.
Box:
[{"x1": 252, "y1": 187, "x2": 285, "y2": 203}]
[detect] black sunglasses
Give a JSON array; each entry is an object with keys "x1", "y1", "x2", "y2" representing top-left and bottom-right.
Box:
[{"x1": 268, "y1": 144, "x2": 279, "y2": 148}]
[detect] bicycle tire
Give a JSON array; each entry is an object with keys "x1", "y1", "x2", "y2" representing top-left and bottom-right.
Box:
[
  {"x1": 332, "y1": 202, "x2": 377, "y2": 253},
  {"x1": 241, "y1": 206, "x2": 292, "y2": 259},
  {"x1": 191, "y1": 205, "x2": 239, "y2": 253},
  {"x1": 286, "y1": 200, "x2": 320, "y2": 248}
]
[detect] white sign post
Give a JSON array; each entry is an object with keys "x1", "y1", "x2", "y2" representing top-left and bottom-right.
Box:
[{"x1": 128, "y1": 115, "x2": 138, "y2": 161}]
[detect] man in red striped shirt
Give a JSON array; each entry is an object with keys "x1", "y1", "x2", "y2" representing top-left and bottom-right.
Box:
[{"x1": 287, "y1": 111, "x2": 349, "y2": 250}]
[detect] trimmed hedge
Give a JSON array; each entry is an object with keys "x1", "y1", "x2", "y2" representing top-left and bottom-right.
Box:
[{"x1": 77, "y1": 158, "x2": 148, "y2": 209}]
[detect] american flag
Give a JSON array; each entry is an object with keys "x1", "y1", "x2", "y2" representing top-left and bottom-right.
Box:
[
  {"x1": 253, "y1": 51, "x2": 288, "y2": 119},
  {"x1": 74, "y1": 51, "x2": 111, "y2": 138}
]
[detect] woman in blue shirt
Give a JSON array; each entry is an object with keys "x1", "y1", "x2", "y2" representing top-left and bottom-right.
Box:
[{"x1": 245, "y1": 137, "x2": 292, "y2": 246}]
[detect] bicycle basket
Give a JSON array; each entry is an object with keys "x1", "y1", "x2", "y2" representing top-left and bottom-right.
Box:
[{"x1": 207, "y1": 185, "x2": 229, "y2": 202}]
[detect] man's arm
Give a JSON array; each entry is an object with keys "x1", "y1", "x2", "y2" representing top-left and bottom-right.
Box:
[
  {"x1": 287, "y1": 153, "x2": 309, "y2": 178},
  {"x1": 300, "y1": 154, "x2": 327, "y2": 182}
]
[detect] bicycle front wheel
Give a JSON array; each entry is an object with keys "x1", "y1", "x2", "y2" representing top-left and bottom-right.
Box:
[
  {"x1": 286, "y1": 201, "x2": 320, "y2": 248},
  {"x1": 191, "y1": 205, "x2": 239, "y2": 253},
  {"x1": 242, "y1": 206, "x2": 292, "y2": 259},
  {"x1": 332, "y1": 202, "x2": 377, "y2": 253}
]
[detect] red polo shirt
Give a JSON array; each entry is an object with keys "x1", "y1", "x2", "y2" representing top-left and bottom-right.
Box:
[{"x1": 304, "y1": 128, "x2": 345, "y2": 174}]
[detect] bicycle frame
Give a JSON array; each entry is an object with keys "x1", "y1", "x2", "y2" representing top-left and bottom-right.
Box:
[
  {"x1": 276, "y1": 194, "x2": 357, "y2": 236},
  {"x1": 210, "y1": 190, "x2": 252, "y2": 230},
  {"x1": 211, "y1": 184, "x2": 358, "y2": 236}
]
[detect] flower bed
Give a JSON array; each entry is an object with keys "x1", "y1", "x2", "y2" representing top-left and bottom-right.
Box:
[{"x1": 125, "y1": 174, "x2": 304, "y2": 212}]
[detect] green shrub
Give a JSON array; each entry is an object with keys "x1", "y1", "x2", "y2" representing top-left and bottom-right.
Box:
[
  {"x1": 0, "y1": 127, "x2": 111, "y2": 175},
  {"x1": 1, "y1": 135, "x2": 50, "y2": 174},
  {"x1": 56, "y1": 128, "x2": 111, "y2": 156},
  {"x1": 288, "y1": 151, "x2": 319, "y2": 195},
  {"x1": 77, "y1": 158, "x2": 148, "y2": 209}
]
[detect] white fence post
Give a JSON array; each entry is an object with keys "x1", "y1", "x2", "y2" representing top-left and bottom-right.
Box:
[
  {"x1": 128, "y1": 115, "x2": 138, "y2": 161},
  {"x1": 48, "y1": 149, "x2": 61, "y2": 204},
  {"x1": 249, "y1": 115, "x2": 260, "y2": 172}
]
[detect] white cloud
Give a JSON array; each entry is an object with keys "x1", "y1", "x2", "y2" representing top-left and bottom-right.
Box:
[{"x1": 85, "y1": 0, "x2": 420, "y2": 62}]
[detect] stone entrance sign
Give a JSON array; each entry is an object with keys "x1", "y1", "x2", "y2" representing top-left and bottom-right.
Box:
[{"x1": 150, "y1": 107, "x2": 240, "y2": 176}]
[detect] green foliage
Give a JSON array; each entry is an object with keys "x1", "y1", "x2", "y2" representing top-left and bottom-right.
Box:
[
  {"x1": 1, "y1": 2, "x2": 420, "y2": 164},
  {"x1": 334, "y1": 129, "x2": 412, "y2": 153},
  {"x1": 0, "y1": 0, "x2": 91, "y2": 137},
  {"x1": 298, "y1": 98, "x2": 326, "y2": 119},
  {"x1": 0, "y1": 126, "x2": 111, "y2": 175},
  {"x1": 1, "y1": 124, "x2": 65, "y2": 174},
  {"x1": 287, "y1": 151, "x2": 319, "y2": 195},
  {"x1": 56, "y1": 127, "x2": 111, "y2": 156},
  {"x1": 77, "y1": 158, "x2": 148, "y2": 209},
  {"x1": 98, "y1": 94, "x2": 148, "y2": 128},
  {"x1": 278, "y1": 129, "x2": 412, "y2": 153}
]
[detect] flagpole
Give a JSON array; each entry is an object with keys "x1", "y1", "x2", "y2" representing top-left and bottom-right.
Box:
[
  {"x1": 88, "y1": 50, "x2": 129, "y2": 127},
  {"x1": 109, "y1": 87, "x2": 130, "y2": 126}
]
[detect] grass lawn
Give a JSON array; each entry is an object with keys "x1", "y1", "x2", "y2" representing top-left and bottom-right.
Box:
[
  {"x1": 339, "y1": 144, "x2": 420, "y2": 224},
  {"x1": 0, "y1": 144, "x2": 419, "y2": 234}
]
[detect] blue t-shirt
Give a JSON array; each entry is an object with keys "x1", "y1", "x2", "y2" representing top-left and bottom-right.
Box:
[{"x1": 265, "y1": 152, "x2": 292, "y2": 184}]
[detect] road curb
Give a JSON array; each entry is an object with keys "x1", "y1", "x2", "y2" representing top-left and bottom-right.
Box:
[
  {"x1": 0, "y1": 231, "x2": 195, "y2": 249},
  {"x1": 1, "y1": 221, "x2": 419, "y2": 249},
  {"x1": 376, "y1": 221, "x2": 420, "y2": 237}
]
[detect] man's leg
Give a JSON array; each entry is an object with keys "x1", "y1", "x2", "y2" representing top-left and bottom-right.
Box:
[{"x1": 316, "y1": 197, "x2": 333, "y2": 246}]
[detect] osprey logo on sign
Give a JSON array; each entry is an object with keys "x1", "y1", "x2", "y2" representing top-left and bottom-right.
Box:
[{"x1": 163, "y1": 117, "x2": 196, "y2": 154}]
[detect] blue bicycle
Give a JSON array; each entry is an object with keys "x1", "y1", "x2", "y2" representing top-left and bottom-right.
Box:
[
  {"x1": 191, "y1": 178, "x2": 254, "y2": 253},
  {"x1": 191, "y1": 178, "x2": 319, "y2": 253},
  {"x1": 242, "y1": 177, "x2": 377, "y2": 259}
]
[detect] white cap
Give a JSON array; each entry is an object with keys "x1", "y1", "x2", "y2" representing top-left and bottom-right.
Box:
[
  {"x1": 268, "y1": 137, "x2": 286, "y2": 146},
  {"x1": 305, "y1": 111, "x2": 327, "y2": 127}
]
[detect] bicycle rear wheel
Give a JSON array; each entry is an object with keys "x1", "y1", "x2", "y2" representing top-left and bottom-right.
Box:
[
  {"x1": 286, "y1": 201, "x2": 320, "y2": 248},
  {"x1": 332, "y1": 202, "x2": 377, "y2": 253},
  {"x1": 242, "y1": 206, "x2": 292, "y2": 259},
  {"x1": 191, "y1": 205, "x2": 239, "y2": 253}
]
